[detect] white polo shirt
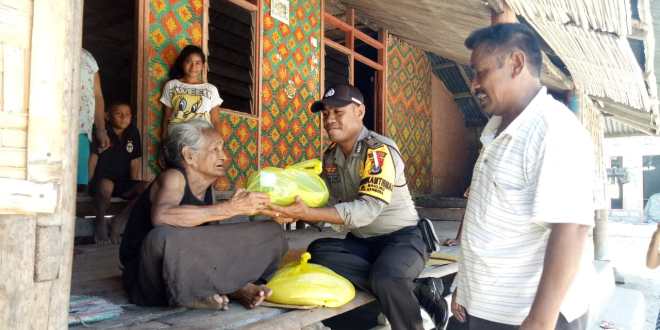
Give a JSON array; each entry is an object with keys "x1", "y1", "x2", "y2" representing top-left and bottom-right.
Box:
[{"x1": 456, "y1": 87, "x2": 596, "y2": 325}]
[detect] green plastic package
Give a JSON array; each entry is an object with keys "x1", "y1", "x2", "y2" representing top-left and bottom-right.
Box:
[
  {"x1": 266, "y1": 252, "x2": 356, "y2": 307},
  {"x1": 246, "y1": 159, "x2": 329, "y2": 207}
]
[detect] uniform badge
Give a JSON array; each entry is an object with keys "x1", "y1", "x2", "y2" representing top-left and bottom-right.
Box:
[
  {"x1": 126, "y1": 140, "x2": 134, "y2": 153},
  {"x1": 368, "y1": 150, "x2": 387, "y2": 174}
]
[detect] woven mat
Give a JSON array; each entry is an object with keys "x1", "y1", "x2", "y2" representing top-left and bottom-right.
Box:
[{"x1": 69, "y1": 295, "x2": 122, "y2": 326}]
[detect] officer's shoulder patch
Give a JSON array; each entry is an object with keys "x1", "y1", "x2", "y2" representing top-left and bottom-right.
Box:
[{"x1": 358, "y1": 144, "x2": 395, "y2": 204}]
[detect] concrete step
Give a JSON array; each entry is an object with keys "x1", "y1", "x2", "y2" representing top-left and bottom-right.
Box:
[
  {"x1": 588, "y1": 260, "x2": 617, "y2": 315},
  {"x1": 587, "y1": 260, "x2": 646, "y2": 330},
  {"x1": 588, "y1": 286, "x2": 646, "y2": 330}
]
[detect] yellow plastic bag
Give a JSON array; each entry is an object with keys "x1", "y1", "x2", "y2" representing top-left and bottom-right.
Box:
[
  {"x1": 266, "y1": 252, "x2": 355, "y2": 307},
  {"x1": 246, "y1": 159, "x2": 329, "y2": 207},
  {"x1": 286, "y1": 158, "x2": 323, "y2": 174}
]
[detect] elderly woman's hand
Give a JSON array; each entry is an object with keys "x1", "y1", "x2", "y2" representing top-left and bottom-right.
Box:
[{"x1": 228, "y1": 189, "x2": 271, "y2": 215}]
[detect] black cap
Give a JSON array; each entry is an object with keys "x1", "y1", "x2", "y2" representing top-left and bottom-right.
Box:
[{"x1": 310, "y1": 84, "x2": 364, "y2": 113}]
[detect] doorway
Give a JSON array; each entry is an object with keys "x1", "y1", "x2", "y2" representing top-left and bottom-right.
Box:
[
  {"x1": 643, "y1": 155, "x2": 660, "y2": 207},
  {"x1": 82, "y1": 0, "x2": 137, "y2": 115},
  {"x1": 322, "y1": 8, "x2": 385, "y2": 132}
]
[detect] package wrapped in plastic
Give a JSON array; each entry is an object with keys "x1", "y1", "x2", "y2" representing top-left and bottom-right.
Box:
[
  {"x1": 246, "y1": 159, "x2": 329, "y2": 207},
  {"x1": 266, "y1": 252, "x2": 355, "y2": 307}
]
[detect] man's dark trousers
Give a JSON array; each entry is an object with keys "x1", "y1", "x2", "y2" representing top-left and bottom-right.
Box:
[{"x1": 308, "y1": 225, "x2": 428, "y2": 330}]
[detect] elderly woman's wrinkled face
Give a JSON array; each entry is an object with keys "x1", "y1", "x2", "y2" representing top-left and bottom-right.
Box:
[{"x1": 191, "y1": 130, "x2": 227, "y2": 177}]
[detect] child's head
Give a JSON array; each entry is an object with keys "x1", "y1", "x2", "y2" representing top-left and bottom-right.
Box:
[
  {"x1": 108, "y1": 102, "x2": 132, "y2": 130},
  {"x1": 170, "y1": 45, "x2": 206, "y2": 80}
]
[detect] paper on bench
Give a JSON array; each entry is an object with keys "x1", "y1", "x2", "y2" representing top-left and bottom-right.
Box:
[{"x1": 430, "y1": 245, "x2": 460, "y2": 261}]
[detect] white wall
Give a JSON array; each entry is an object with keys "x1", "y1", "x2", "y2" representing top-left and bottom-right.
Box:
[{"x1": 604, "y1": 136, "x2": 660, "y2": 212}]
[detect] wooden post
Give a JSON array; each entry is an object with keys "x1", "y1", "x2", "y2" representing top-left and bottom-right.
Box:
[
  {"x1": 377, "y1": 29, "x2": 388, "y2": 135},
  {"x1": 0, "y1": 0, "x2": 83, "y2": 328},
  {"x1": 346, "y1": 8, "x2": 355, "y2": 85},
  {"x1": 576, "y1": 89, "x2": 610, "y2": 261},
  {"x1": 594, "y1": 209, "x2": 610, "y2": 260}
]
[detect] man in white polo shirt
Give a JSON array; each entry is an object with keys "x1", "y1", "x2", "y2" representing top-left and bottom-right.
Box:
[{"x1": 451, "y1": 23, "x2": 595, "y2": 330}]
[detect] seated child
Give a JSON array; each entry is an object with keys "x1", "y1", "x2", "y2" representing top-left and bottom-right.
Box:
[{"x1": 89, "y1": 102, "x2": 148, "y2": 245}]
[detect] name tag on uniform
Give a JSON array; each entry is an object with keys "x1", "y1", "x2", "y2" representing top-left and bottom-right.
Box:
[{"x1": 325, "y1": 163, "x2": 340, "y2": 183}]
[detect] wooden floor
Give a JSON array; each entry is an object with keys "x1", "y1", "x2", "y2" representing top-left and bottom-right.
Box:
[{"x1": 70, "y1": 221, "x2": 460, "y2": 329}]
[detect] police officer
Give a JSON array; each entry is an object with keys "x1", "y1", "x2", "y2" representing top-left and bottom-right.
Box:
[{"x1": 269, "y1": 85, "x2": 447, "y2": 330}]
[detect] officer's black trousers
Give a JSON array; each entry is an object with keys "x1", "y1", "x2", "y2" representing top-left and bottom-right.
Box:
[{"x1": 308, "y1": 225, "x2": 428, "y2": 330}]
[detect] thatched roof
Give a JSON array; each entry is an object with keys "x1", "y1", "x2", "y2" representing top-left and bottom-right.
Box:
[
  {"x1": 331, "y1": 0, "x2": 659, "y2": 135},
  {"x1": 507, "y1": 0, "x2": 658, "y2": 136},
  {"x1": 334, "y1": 0, "x2": 573, "y2": 90}
]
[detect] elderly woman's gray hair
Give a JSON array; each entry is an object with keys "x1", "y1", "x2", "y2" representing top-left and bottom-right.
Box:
[{"x1": 162, "y1": 119, "x2": 215, "y2": 168}]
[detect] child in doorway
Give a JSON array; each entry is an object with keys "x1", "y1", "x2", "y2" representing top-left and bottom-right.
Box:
[
  {"x1": 89, "y1": 102, "x2": 148, "y2": 245},
  {"x1": 160, "y1": 45, "x2": 223, "y2": 137}
]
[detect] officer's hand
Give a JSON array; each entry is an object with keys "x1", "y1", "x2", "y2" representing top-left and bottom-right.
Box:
[
  {"x1": 268, "y1": 196, "x2": 309, "y2": 221},
  {"x1": 443, "y1": 238, "x2": 459, "y2": 246},
  {"x1": 260, "y1": 209, "x2": 296, "y2": 224}
]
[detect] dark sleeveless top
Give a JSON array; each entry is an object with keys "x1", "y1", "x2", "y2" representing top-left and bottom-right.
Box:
[{"x1": 119, "y1": 167, "x2": 213, "y2": 275}]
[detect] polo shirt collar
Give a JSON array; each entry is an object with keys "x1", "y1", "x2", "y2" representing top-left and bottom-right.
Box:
[
  {"x1": 332, "y1": 126, "x2": 368, "y2": 167},
  {"x1": 480, "y1": 86, "x2": 547, "y2": 145}
]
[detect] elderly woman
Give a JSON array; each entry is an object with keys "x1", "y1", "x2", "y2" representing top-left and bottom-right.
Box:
[{"x1": 119, "y1": 119, "x2": 287, "y2": 310}]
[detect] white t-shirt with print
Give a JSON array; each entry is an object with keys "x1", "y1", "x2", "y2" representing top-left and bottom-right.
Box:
[
  {"x1": 80, "y1": 49, "x2": 99, "y2": 140},
  {"x1": 160, "y1": 79, "x2": 223, "y2": 124}
]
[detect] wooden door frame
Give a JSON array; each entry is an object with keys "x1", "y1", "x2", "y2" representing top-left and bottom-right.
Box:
[
  {"x1": 321, "y1": 8, "x2": 387, "y2": 133},
  {"x1": 137, "y1": 0, "x2": 149, "y2": 179}
]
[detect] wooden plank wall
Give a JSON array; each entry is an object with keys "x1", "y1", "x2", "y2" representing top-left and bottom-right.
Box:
[
  {"x1": 0, "y1": 0, "x2": 30, "y2": 180},
  {"x1": 0, "y1": 0, "x2": 83, "y2": 329}
]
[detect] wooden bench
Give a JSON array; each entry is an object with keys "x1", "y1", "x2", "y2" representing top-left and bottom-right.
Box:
[
  {"x1": 75, "y1": 194, "x2": 129, "y2": 240},
  {"x1": 242, "y1": 263, "x2": 458, "y2": 329},
  {"x1": 70, "y1": 222, "x2": 460, "y2": 328},
  {"x1": 70, "y1": 243, "x2": 457, "y2": 329},
  {"x1": 76, "y1": 194, "x2": 129, "y2": 217},
  {"x1": 71, "y1": 268, "x2": 457, "y2": 329}
]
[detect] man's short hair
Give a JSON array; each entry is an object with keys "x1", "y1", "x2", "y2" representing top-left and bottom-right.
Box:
[
  {"x1": 162, "y1": 119, "x2": 215, "y2": 169},
  {"x1": 465, "y1": 23, "x2": 542, "y2": 77}
]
